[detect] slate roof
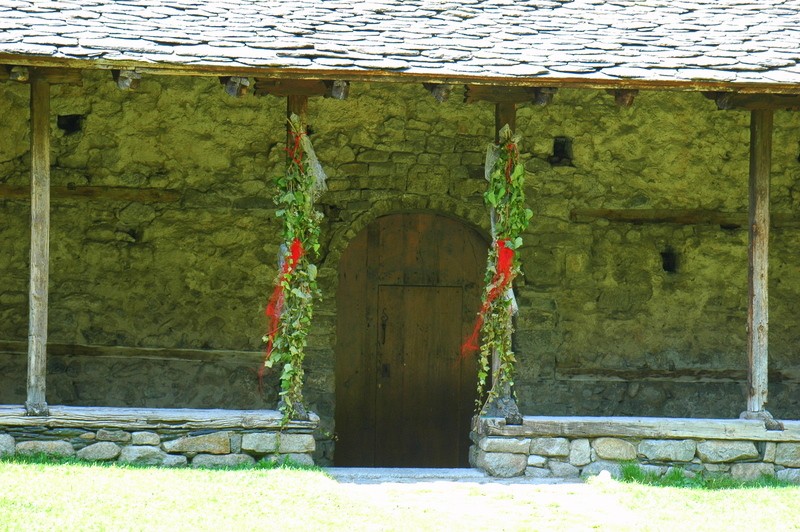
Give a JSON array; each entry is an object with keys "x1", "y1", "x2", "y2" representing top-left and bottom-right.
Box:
[{"x1": 1, "y1": 0, "x2": 800, "y2": 87}]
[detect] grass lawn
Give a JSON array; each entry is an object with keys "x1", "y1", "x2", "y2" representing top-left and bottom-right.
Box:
[{"x1": 1, "y1": 457, "x2": 799, "y2": 531}]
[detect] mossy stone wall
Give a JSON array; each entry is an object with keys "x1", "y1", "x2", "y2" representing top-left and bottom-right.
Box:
[{"x1": 2, "y1": 72, "x2": 800, "y2": 465}]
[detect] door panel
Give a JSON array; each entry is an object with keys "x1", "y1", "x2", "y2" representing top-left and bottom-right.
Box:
[{"x1": 335, "y1": 213, "x2": 487, "y2": 467}]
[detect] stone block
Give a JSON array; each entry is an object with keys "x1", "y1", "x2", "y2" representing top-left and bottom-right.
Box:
[
  {"x1": 639, "y1": 464, "x2": 666, "y2": 477},
  {"x1": 776, "y1": 468, "x2": 800, "y2": 484},
  {"x1": 192, "y1": 454, "x2": 256, "y2": 468},
  {"x1": 76, "y1": 442, "x2": 121, "y2": 461},
  {"x1": 581, "y1": 460, "x2": 623, "y2": 479},
  {"x1": 163, "y1": 454, "x2": 188, "y2": 468},
  {"x1": 569, "y1": 439, "x2": 591, "y2": 467},
  {"x1": 529, "y1": 437, "x2": 570, "y2": 457},
  {"x1": 548, "y1": 461, "x2": 580, "y2": 478},
  {"x1": 79, "y1": 433, "x2": 96, "y2": 441},
  {"x1": 730, "y1": 462, "x2": 774, "y2": 481},
  {"x1": 281, "y1": 453, "x2": 315, "y2": 467},
  {"x1": 475, "y1": 450, "x2": 527, "y2": 478},
  {"x1": 230, "y1": 433, "x2": 242, "y2": 454},
  {"x1": 162, "y1": 432, "x2": 231, "y2": 455},
  {"x1": 696, "y1": 440, "x2": 758, "y2": 463},
  {"x1": 242, "y1": 433, "x2": 278, "y2": 453},
  {"x1": 763, "y1": 442, "x2": 776, "y2": 463},
  {"x1": 525, "y1": 467, "x2": 551, "y2": 478},
  {"x1": 775, "y1": 443, "x2": 800, "y2": 467},
  {"x1": 478, "y1": 437, "x2": 531, "y2": 454},
  {"x1": 0, "y1": 434, "x2": 15, "y2": 456},
  {"x1": 16, "y1": 440, "x2": 75, "y2": 457},
  {"x1": 638, "y1": 439, "x2": 696, "y2": 462},
  {"x1": 278, "y1": 434, "x2": 315, "y2": 454},
  {"x1": 118, "y1": 446, "x2": 166, "y2": 466},
  {"x1": 96, "y1": 429, "x2": 131, "y2": 443},
  {"x1": 593, "y1": 438, "x2": 636, "y2": 461},
  {"x1": 527, "y1": 454, "x2": 547, "y2": 468},
  {"x1": 131, "y1": 432, "x2": 160, "y2": 446}
]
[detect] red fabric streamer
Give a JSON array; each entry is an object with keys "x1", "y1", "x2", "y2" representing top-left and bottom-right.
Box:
[
  {"x1": 460, "y1": 238, "x2": 515, "y2": 359},
  {"x1": 259, "y1": 238, "x2": 305, "y2": 382},
  {"x1": 285, "y1": 130, "x2": 304, "y2": 172}
]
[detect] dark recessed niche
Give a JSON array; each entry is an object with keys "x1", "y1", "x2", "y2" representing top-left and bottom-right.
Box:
[
  {"x1": 548, "y1": 136, "x2": 573, "y2": 166},
  {"x1": 661, "y1": 248, "x2": 678, "y2": 273},
  {"x1": 57, "y1": 114, "x2": 84, "y2": 135}
]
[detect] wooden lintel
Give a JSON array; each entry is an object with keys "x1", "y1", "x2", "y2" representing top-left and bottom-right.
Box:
[
  {"x1": 705, "y1": 91, "x2": 800, "y2": 111},
  {"x1": 255, "y1": 78, "x2": 328, "y2": 97},
  {"x1": 747, "y1": 109, "x2": 772, "y2": 413},
  {"x1": 0, "y1": 184, "x2": 181, "y2": 203},
  {"x1": 569, "y1": 208, "x2": 800, "y2": 229}
]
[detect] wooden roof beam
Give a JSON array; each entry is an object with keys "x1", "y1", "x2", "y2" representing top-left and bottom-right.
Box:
[
  {"x1": 2, "y1": 65, "x2": 81, "y2": 85},
  {"x1": 254, "y1": 78, "x2": 350, "y2": 99},
  {"x1": 705, "y1": 91, "x2": 800, "y2": 110},
  {"x1": 465, "y1": 85, "x2": 557, "y2": 105}
]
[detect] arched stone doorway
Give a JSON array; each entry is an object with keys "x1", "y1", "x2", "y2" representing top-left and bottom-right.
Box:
[{"x1": 334, "y1": 212, "x2": 488, "y2": 467}]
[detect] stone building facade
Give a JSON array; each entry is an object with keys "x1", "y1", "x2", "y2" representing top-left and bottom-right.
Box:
[{"x1": 2, "y1": 72, "x2": 800, "y2": 464}]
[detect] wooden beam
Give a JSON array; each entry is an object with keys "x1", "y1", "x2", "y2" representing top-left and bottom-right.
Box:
[
  {"x1": 747, "y1": 109, "x2": 772, "y2": 414},
  {"x1": 256, "y1": 78, "x2": 327, "y2": 97},
  {"x1": 0, "y1": 405, "x2": 319, "y2": 431},
  {"x1": 26, "y1": 71, "x2": 51, "y2": 416},
  {"x1": 4, "y1": 66, "x2": 82, "y2": 85},
  {"x1": 0, "y1": 184, "x2": 181, "y2": 203},
  {"x1": 706, "y1": 92, "x2": 800, "y2": 111},
  {"x1": 569, "y1": 208, "x2": 800, "y2": 228},
  {"x1": 466, "y1": 85, "x2": 558, "y2": 105},
  {"x1": 481, "y1": 416, "x2": 800, "y2": 441},
  {"x1": 556, "y1": 366, "x2": 800, "y2": 384},
  {"x1": 0, "y1": 340, "x2": 262, "y2": 364},
  {"x1": 494, "y1": 102, "x2": 516, "y2": 142},
  {"x1": 5, "y1": 53, "x2": 800, "y2": 95},
  {"x1": 287, "y1": 94, "x2": 308, "y2": 138}
]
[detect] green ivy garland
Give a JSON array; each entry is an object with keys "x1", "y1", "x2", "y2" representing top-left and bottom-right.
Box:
[
  {"x1": 262, "y1": 114, "x2": 325, "y2": 421},
  {"x1": 473, "y1": 125, "x2": 532, "y2": 411}
]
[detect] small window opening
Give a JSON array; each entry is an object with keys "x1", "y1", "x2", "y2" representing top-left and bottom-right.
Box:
[
  {"x1": 57, "y1": 114, "x2": 84, "y2": 135},
  {"x1": 548, "y1": 136, "x2": 573, "y2": 166},
  {"x1": 661, "y1": 248, "x2": 678, "y2": 273}
]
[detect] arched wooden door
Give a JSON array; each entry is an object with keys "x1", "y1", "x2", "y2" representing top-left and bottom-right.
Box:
[{"x1": 335, "y1": 213, "x2": 488, "y2": 467}]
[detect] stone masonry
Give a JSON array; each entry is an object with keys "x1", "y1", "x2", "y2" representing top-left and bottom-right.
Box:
[{"x1": 472, "y1": 416, "x2": 800, "y2": 483}]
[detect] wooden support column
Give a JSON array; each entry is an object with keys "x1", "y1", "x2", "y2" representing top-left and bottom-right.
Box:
[
  {"x1": 287, "y1": 95, "x2": 308, "y2": 135},
  {"x1": 26, "y1": 71, "x2": 51, "y2": 416},
  {"x1": 494, "y1": 102, "x2": 516, "y2": 142},
  {"x1": 746, "y1": 109, "x2": 772, "y2": 414}
]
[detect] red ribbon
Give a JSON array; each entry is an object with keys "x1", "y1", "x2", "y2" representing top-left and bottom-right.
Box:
[
  {"x1": 461, "y1": 239, "x2": 515, "y2": 359},
  {"x1": 259, "y1": 238, "x2": 305, "y2": 382},
  {"x1": 286, "y1": 130, "x2": 304, "y2": 172}
]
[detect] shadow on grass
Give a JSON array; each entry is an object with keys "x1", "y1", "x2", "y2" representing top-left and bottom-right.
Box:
[{"x1": 619, "y1": 461, "x2": 796, "y2": 490}]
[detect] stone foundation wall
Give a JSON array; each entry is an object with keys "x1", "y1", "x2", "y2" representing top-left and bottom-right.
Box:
[
  {"x1": 471, "y1": 416, "x2": 800, "y2": 483},
  {"x1": 0, "y1": 406, "x2": 317, "y2": 468}
]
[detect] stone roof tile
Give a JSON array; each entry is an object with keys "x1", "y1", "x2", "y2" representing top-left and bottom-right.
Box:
[{"x1": 0, "y1": 0, "x2": 799, "y2": 86}]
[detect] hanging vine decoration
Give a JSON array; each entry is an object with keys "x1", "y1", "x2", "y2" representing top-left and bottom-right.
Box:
[
  {"x1": 461, "y1": 124, "x2": 532, "y2": 411},
  {"x1": 261, "y1": 114, "x2": 326, "y2": 421}
]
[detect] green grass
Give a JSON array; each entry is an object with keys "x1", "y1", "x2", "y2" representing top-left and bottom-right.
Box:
[
  {"x1": 2, "y1": 456, "x2": 800, "y2": 531},
  {"x1": 620, "y1": 461, "x2": 796, "y2": 489}
]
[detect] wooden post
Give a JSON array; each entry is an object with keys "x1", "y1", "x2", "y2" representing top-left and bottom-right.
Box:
[
  {"x1": 26, "y1": 71, "x2": 51, "y2": 416},
  {"x1": 494, "y1": 102, "x2": 516, "y2": 143},
  {"x1": 746, "y1": 109, "x2": 772, "y2": 414},
  {"x1": 287, "y1": 95, "x2": 308, "y2": 138}
]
